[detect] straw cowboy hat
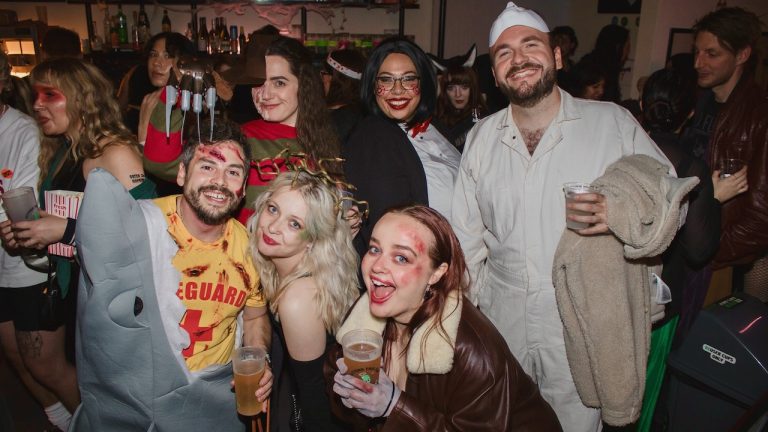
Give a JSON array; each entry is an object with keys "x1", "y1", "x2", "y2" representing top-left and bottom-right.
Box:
[{"x1": 220, "y1": 34, "x2": 278, "y2": 86}]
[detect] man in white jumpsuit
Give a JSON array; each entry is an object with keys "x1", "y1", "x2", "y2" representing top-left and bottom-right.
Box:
[{"x1": 451, "y1": 3, "x2": 672, "y2": 431}]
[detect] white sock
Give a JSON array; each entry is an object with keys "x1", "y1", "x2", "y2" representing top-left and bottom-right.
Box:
[{"x1": 44, "y1": 402, "x2": 72, "y2": 431}]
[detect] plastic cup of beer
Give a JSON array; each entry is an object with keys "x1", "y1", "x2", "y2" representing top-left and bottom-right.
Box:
[
  {"x1": 342, "y1": 329, "x2": 382, "y2": 384},
  {"x1": 1, "y1": 187, "x2": 40, "y2": 223},
  {"x1": 232, "y1": 346, "x2": 266, "y2": 416},
  {"x1": 563, "y1": 182, "x2": 599, "y2": 230},
  {"x1": 718, "y1": 158, "x2": 744, "y2": 178}
]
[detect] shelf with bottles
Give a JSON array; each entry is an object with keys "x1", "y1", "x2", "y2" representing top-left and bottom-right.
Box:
[
  {"x1": 68, "y1": 1, "x2": 417, "y2": 6},
  {"x1": 86, "y1": 0, "x2": 419, "y2": 55},
  {"x1": 233, "y1": 1, "x2": 418, "y2": 7},
  {"x1": 193, "y1": 16, "x2": 248, "y2": 56}
]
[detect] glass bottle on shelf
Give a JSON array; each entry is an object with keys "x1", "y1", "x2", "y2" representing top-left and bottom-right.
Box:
[
  {"x1": 131, "y1": 11, "x2": 140, "y2": 51},
  {"x1": 209, "y1": 17, "x2": 220, "y2": 54},
  {"x1": 162, "y1": 10, "x2": 172, "y2": 33},
  {"x1": 116, "y1": 4, "x2": 128, "y2": 45},
  {"x1": 220, "y1": 18, "x2": 231, "y2": 54},
  {"x1": 191, "y1": 12, "x2": 198, "y2": 41},
  {"x1": 110, "y1": 16, "x2": 120, "y2": 50},
  {"x1": 102, "y1": 7, "x2": 112, "y2": 50},
  {"x1": 230, "y1": 26, "x2": 239, "y2": 54},
  {"x1": 185, "y1": 22, "x2": 193, "y2": 41},
  {"x1": 198, "y1": 17, "x2": 209, "y2": 54},
  {"x1": 91, "y1": 20, "x2": 104, "y2": 51},
  {"x1": 138, "y1": 1, "x2": 150, "y2": 43},
  {"x1": 239, "y1": 26, "x2": 246, "y2": 51}
]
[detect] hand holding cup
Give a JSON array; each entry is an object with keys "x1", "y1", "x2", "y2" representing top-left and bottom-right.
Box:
[
  {"x1": 232, "y1": 346, "x2": 269, "y2": 415},
  {"x1": 563, "y1": 183, "x2": 609, "y2": 235},
  {"x1": 333, "y1": 357, "x2": 401, "y2": 418},
  {"x1": 713, "y1": 165, "x2": 748, "y2": 203}
]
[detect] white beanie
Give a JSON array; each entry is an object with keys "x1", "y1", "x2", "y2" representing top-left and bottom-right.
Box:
[{"x1": 489, "y1": 2, "x2": 549, "y2": 47}]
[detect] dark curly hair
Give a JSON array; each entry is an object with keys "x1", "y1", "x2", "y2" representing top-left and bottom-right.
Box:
[
  {"x1": 360, "y1": 37, "x2": 437, "y2": 128},
  {"x1": 266, "y1": 36, "x2": 340, "y2": 172},
  {"x1": 181, "y1": 118, "x2": 250, "y2": 164},
  {"x1": 143, "y1": 32, "x2": 195, "y2": 62}
]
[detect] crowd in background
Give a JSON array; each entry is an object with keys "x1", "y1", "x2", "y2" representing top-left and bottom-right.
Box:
[{"x1": 0, "y1": 2, "x2": 766, "y2": 432}]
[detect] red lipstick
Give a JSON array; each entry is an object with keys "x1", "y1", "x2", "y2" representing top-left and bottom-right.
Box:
[{"x1": 262, "y1": 232, "x2": 278, "y2": 246}]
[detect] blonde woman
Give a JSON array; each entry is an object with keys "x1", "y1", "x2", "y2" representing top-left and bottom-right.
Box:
[
  {"x1": 0, "y1": 58, "x2": 155, "y2": 418},
  {"x1": 0, "y1": 52, "x2": 73, "y2": 430},
  {"x1": 249, "y1": 170, "x2": 359, "y2": 431}
]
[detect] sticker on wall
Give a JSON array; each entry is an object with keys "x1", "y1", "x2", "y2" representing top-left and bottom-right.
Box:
[
  {"x1": 621, "y1": 16, "x2": 628, "y2": 27},
  {"x1": 702, "y1": 344, "x2": 736, "y2": 365}
]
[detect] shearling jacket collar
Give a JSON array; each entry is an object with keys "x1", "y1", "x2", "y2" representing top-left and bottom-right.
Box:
[{"x1": 336, "y1": 291, "x2": 462, "y2": 374}]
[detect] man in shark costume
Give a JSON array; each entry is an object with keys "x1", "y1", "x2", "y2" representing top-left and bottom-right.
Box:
[{"x1": 71, "y1": 120, "x2": 271, "y2": 431}]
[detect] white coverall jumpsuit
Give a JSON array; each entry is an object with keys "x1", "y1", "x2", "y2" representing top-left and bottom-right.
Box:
[{"x1": 452, "y1": 88, "x2": 672, "y2": 431}]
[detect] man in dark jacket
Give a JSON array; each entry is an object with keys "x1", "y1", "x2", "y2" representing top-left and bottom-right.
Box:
[{"x1": 688, "y1": 7, "x2": 768, "y2": 301}]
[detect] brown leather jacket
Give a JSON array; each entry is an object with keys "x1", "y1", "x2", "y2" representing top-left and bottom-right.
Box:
[
  {"x1": 325, "y1": 294, "x2": 562, "y2": 431},
  {"x1": 707, "y1": 74, "x2": 768, "y2": 267}
]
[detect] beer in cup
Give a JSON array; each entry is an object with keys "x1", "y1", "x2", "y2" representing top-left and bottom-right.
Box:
[
  {"x1": 718, "y1": 158, "x2": 744, "y2": 178},
  {"x1": 2, "y1": 186, "x2": 40, "y2": 222},
  {"x1": 563, "y1": 182, "x2": 600, "y2": 230},
  {"x1": 232, "y1": 346, "x2": 266, "y2": 416},
  {"x1": 342, "y1": 329, "x2": 382, "y2": 384}
]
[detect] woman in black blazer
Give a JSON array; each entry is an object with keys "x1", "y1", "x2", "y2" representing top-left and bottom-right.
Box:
[{"x1": 344, "y1": 37, "x2": 461, "y2": 258}]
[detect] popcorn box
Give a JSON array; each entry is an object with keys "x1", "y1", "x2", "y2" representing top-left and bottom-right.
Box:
[{"x1": 45, "y1": 190, "x2": 83, "y2": 257}]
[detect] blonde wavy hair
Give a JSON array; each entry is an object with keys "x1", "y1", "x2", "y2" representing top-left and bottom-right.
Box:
[
  {"x1": 248, "y1": 171, "x2": 360, "y2": 334},
  {"x1": 30, "y1": 58, "x2": 138, "y2": 187}
]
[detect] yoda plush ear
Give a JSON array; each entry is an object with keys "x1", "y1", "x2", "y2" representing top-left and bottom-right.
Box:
[{"x1": 593, "y1": 155, "x2": 699, "y2": 259}]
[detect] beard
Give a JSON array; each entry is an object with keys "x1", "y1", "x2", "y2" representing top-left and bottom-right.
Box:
[
  {"x1": 498, "y1": 62, "x2": 557, "y2": 108},
  {"x1": 184, "y1": 184, "x2": 240, "y2": 226}
]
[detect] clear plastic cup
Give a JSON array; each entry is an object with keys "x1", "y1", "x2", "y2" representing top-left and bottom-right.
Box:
[
  {"x1": 342, "y1": 329, "x2": 382, "y2": 384},
  {"x1": 563, "y1": 182, "x2": 600, "y2": 230},
  {"x1": 2, "y1": 187, "x2": 39, "y2": 222},
  {"x1": 232, "y1": 346, "x2": 266, "y2": 416}
]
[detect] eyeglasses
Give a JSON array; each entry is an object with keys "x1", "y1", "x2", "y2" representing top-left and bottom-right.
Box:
[{"x1": 375, "y1": 75, "x2": 420, "y2": 91}]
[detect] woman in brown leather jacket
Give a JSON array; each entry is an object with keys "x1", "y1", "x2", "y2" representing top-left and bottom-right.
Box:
[{"x1": 327, "y1": 205, "x2": 561, "y2": 431}]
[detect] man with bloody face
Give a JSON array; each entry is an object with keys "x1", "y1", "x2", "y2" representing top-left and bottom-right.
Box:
[
  {"x1": 451, "y1": 2, "x2": 672, "y2": 430},
  {"x1": 72, "y1": 119, "x2": 272, "y2": 431}
]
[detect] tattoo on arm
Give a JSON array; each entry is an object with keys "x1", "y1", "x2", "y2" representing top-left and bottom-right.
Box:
[
  {"x1": 129, "y1": 173, "x2": 146, "y2": 184},
  {"x1": 17, "y1": 331, "x2": 44, "y2": 358}
]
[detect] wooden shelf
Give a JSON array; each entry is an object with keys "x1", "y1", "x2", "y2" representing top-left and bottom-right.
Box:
[{"x1": 51, "y1": 0, "x2": 418, "y2": 7}]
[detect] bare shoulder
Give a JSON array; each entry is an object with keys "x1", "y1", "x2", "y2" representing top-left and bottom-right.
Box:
[
  {"x1": 86, "y1": 142, "x2": 145, "y2": 188},
  {"x1": 277, "y1": 277, "x2": 327, "y2": 360},
  {"x1": 278, "y1": 277, "x2": 321, "y2": 322},
  {"x1": 100, "y1": 142, "x2": 142, "y2": 165}
]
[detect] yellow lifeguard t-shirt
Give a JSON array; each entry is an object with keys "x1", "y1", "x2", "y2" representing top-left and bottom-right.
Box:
[{"x1": 155, "y1": 195, "x2": 264, "y2": 371}]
